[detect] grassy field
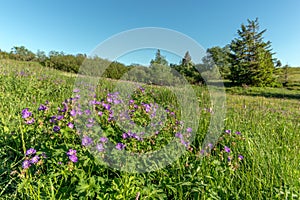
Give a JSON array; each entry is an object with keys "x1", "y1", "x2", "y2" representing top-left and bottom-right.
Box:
[{"x1": 0, "y1": 59, "x2": 299, "y2": 199}]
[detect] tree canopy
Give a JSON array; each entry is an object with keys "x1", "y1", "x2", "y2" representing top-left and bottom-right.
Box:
[
  {"x1": 150, "y1": 49, "x2": 168, "y2": 66},
  {"x1": 0, "y1": 18, "x2": 286, "y2": 87},
  {"x1": 229, "y1": 18, "x2": 278, "y2": 86}
]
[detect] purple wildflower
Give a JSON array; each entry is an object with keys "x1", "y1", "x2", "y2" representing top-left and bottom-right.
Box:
[
  {"x1": 86, "y1": 123, "x2": 94, "y2": 128},
  {"x1": 133, "y1": 134, "x2": 142, "y2": 141},
  {"x1": 122, "y1": 133, "x2": 128, "y2": 139},
  {"x1": 85, "y1": 109, "x2": 91, "y2": 115},
  {"x1": 143, "y1": 103, "x2": 151, "y2": 113},
  {"x1": 26, "y1": 118, "x2": 35, "y2": 124},
  {"x1": 30, "y1": 155, "x2": 40, "y2": 164},
  {"x1": 107, "y1": 97, "x2": 113, "y2": 103},
  {"x1": 73, "y1": 88, "x2": 80, "y2": 93},
  {"x1": 22, "y1": 160, "x2": 31, "y2": 169},
  {"x1": 40, "y1": 152, "x2": 47, "y2": 158},
  {"x1": 74, "y1": 94, "x2": 80, "y2": 99},
  {"x1": 67, "y1": 122, "x2": 74, "y2": 129},
  {"x1": 67, "y1": 149, "x2": 77, "y2": 156},
  {"x1": 96, "y1": 143, "x2": 104, "y2": 152},
  {"x1": 129, "y1": 99, "x2": 134, "y2": 104},
  {"x1": 26, "y1": 148, "x2": 36, "y2": 156},
  {"x1": 59, "y1": 103, "x2": 68, "y2": 112},
  {"x1": 38, "y1": 104, "x2": 48, "y2": 111},
  {"x1": 114, "y1": 99, "x2": 121, "y2": 104},
  {"x1": 150, "y1": 112, "x2": 156, "y2": 118},
  {"x1": 57, "y1": 115, "x2": 64, "y2": 120},
  {"x1": 87, "y1": 118, "x2": 94, "y2": 123},
  {"x1": 200, "y1": 149, "x2": 205, "y2": 155},
  {"x1": 49, "y1": 116, "x2": 57, "y2": 123},
  {"x1": 235, "y1": 131, "x2": 241, "y2": 135},
  {"x1": 227, "y1": 156, "x2": 232, "y2": 162},
  {"x1": 77, "y1": 110, "x2": 83, "y2": 115},
  {"x1": 186, "y1": 127, "x2": 192, "y2": 133},
  {"x1": 98, "y1": 111, "x2": 103, "y2": 116},
  {"x1": 224, "y1": 146, "x2": 231, "y2": 153},
  {"x1": 22, "y1": 108, "x2": 32, "y2": 119},
  {"x1": 238, "y1": 155, "x2": 244, "y2": 160},
  {"x1": 70, "y1": 110, "x2": 76, "y2": 116},
  {"x1": 225, "y1": 130, "x2": 231, "y2": 134},
  {"x1": 99, "y1": 137, "x2": 108, "y2": 143},
  {"x1": 116, "y1": 143, "x2": 126, "y2": 150},
  {"x1": 127, "y1": 131, "x2": 133, "y2": 137},
  {"x1": 175, "y1": 132, "x2": 183, "y2": 139},
  {"x1": 139, "y1": 86, "x2": 145, "y2": 92},
  {"x1": 69, "y1": 155, "x2": 78, "y2": 163},
  {"x1": 102, "y1": 103, "x2": 111, "y2": 110},
  {"x1": 181, "y1": 139, "x2": 190, "y2": 147},
  {"x1": 89, "y1": 100, "x2": 96, "y2": 105},
  {"x1": 95, "y1": 101, "x2": 101, "y2": 105},
  {"x1": 75, "y1": 94, "x2": 80, "y2": 99},
  {"x1": 82, "y1": 136, "x2": 93, "y2": 146},
  {"x1": 53, "y1": 126, "x2": 60, "y2": 132}
]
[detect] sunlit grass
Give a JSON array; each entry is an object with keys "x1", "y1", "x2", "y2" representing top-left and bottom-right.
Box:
[{"x1": 0, "y1": 60, "x2": 299, "y2": 199}]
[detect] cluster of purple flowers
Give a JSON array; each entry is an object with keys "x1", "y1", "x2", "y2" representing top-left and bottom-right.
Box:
[
  {"x1": 107, "y1": 92, "x2": 122, "y2": 105},
  {"x1": 95, "y1": 137, "x2": 108, "y2": 152},
  {"x1": 67, "y1": 122, "x2": 74, "y2": 129},
  {"x1": 224, "y1": 145, "x2": 244, "y2": 162},
  {"x1": 67, "y1": 149, "x2": 78, "y2": 163},
  {"x1": 140, "y1": 102, "x2": 159, "y2": 119},
  {"x1": 69, "y1": 108, "x2": 83, "y2": 117},
  {"x1": 174, "y1": 127, "x2": 193, "y2": 148},
  {"x1": 21, "y1": 85, "x2": 199, "y2": 170},
  {"x1": 22, "y1": 108, "x2": 35, "y2": 125},
  {"x1": 142, "y1": 103, "x2": 151, "y2": 113},
  {"x1": 225, "y1": 129, "x2": 241, "y2": 135},
  {"x1": 122, "y1": 131, "x2": 143, "y2": 141},
  {"x1": 22, "y1": 148, "x2": 46, "y2": 169},
  {"x1": 53, "y1": 125, "x2": 60, "y2": 132},
  {"x1": 58, "y1": 102, "x2": 68, "y2": 113},
  {"x1": 82, "y1": 135, "x2": 93, "y2": 146},
  {"x1": 86, "y1": 117, "x2": 95, "y2": 128},
  {"x1": 38, "y1": 104, "x2": 48, "y2": 111},
  {"x1": 223, "y1": 130, "x2": 244, "y2": 162},
  {"x1": 116, "y1": 143, "x2": 126, "y2": 150}
]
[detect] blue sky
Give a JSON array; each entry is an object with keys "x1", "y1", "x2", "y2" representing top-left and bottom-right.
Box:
[{"x1": 0, "y1": 0, "x2": 300, "y2": 66}]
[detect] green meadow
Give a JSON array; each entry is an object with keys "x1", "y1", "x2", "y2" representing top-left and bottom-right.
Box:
[{"x1": 0, "y1": 59, "x2": 299, "y2": 199}]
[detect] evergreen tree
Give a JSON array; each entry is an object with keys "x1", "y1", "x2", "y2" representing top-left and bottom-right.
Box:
[
  {"x1": 150, "y1": 49, "x2": 168, "y2": 66},
  {"x1": 182, "y1": 51, "x2": 192, "y2": 67},
  {"x1": 171, "y1": 51, "x2": 204, "y2": 84},
  {"x1": 229, "y1": 18, "x2": 278, "y2": 86}
]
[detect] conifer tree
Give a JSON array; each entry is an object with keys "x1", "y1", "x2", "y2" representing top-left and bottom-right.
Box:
[{"x1": 229, "y1": 18, "x2": 278, "y2": 86}]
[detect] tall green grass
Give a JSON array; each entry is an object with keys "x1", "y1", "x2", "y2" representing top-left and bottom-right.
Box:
[{"x1": 0, "y1": 59, "x2": 299, "y2": 199}]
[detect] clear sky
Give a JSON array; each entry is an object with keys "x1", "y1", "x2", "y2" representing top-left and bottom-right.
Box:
[{"x1": 0, "y1": 0, "x2": 300, "y2": 66}]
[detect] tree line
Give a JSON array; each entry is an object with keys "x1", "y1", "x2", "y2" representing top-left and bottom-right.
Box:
[{"x1": 0, "y1": 18, "x2": 289, "y2": 87}]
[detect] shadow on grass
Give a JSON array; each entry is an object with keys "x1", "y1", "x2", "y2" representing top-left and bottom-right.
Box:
[{"x1": 207, "y1": 81, "x2": 300, "y2": 100}]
